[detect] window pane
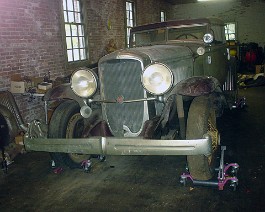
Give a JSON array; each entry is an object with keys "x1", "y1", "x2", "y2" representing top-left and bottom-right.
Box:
[
  {"x1": 161, "y1": 11, "x2": 165, "y2": 22},
  {"x1": 67, "y1": 50, "x2": 73, "y2": 61},
  {"x1": 72, "y1": 37, "x2": 79, "y2": 48},
  {"x1": 79, "y1": 37, "x2": 84, "y2": 48},
  {"x1": 78, "y1": 25, "x2": 84, "y2": 36},
  {"x1": 71, "y1": 25, "x2": 77, "y2": 36},
  {"x1": 126, "y1": 1, "x2": 134, "y2": 47},
  {"x1": 80, "y1": 49, "x2": 86, "y2": 60},
  {"x1": 67, "y1": 0, "x2": 73, "y2": 11},
  {"x1": 74, "y1": 0, "x2": 80, "y2": 12},
  {"x1": 75, "y1": 12, "x2": 81, "y2": 23},
  {"x1": 229, "y1": 34, "x2": 235, "y2": 40},
  {"x1": 65, "y1": 24, "x2": 71, "y2": 36},
  {"x1": 229, "y1": 24, "x2": 235, "y2": 33},
  {"x1": 68, "y1": 12, "x2": 74, "y2": 23},
  {"x1": 63, "y1": 0, "x2": 67, "y2": 10},
  {"x1": 64, "y1": 11, "x2": 68, "y2": 22},
  {"x1": 66, "y1": 37, "x2": 72, "y2": 49},
  {"x1": 126, "y1": 2, "x2": 130, "y2": 9},
  {"x1": 73, "y1": 49, "x2": 80, "y2": 61}
]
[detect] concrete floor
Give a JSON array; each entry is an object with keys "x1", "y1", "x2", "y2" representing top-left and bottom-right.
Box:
[{"x1": 0, "y1": 86, "x2": 264, "y2": 211}]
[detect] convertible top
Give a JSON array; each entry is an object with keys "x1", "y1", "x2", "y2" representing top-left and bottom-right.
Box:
[{"x1": 131, "y1": 18, "x2": 224, "y2": 33}]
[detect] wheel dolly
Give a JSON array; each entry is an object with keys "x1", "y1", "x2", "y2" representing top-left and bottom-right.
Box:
[{"x1": 180, "y1": 146, "x2": 239, "y2": 190}]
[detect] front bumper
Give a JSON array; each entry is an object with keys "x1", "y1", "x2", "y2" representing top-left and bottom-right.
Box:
[{"x1": 24, "y1": 134, "x2": 212, "y2": 156}]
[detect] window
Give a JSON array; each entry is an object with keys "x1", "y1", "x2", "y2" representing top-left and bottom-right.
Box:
[
  {"x1": 126, "y1": 1, "x2": 135, "y2": 47},
  {"x1": 63, "y1": 0, "x2": 87, "y2": 62},
  {"x1": 225, "y1": 22, "x2": 236, "y2": 41},
  {"x1": 160, "y1": 11, "x2": 166, "y2": 22}
]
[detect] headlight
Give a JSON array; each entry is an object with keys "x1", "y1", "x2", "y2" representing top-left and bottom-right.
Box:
[
  {"x1": 142, "y1": 63, "x2": 173, "y2": 95},
  {"x1": 203, "y1": 33, "x2": 214, "y2": 44},
  {"x1": 71, "y1": 68, "x2": 97, "y2": 98}
]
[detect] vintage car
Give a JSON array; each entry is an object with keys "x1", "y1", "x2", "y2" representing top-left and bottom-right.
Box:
[{"x1": 24, "y1": 18, "x2": 237, "y2": 180}]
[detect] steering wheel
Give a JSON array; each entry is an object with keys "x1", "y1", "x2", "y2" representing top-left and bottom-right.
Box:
[{"x1": 176, "y1": 33, "x2": 198, "y2": 39}]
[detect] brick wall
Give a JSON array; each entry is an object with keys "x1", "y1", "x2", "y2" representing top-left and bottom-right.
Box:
[
  {"x1": 0, "y1": 0, "x2": 169, "y2": 122},
  {"x1": 86, "y1": 0, "x2": 169, "y2": 63},
  {"x1": 0, "y1": 0, "x2": 67, "y2": 122}
]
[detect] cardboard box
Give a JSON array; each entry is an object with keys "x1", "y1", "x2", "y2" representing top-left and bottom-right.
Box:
[
  {"x1": 10, "y1": 81, "x2": 26, "y2": 93},
  {"x1": 15, "y1": 135, "x2": 24, "y2": 145},
  {"x1": 38, "y1": 82, "x2": 52, "y2": 90},
  {"x1": 256, "y1": 65, "x2": 264, "y2": 74}
]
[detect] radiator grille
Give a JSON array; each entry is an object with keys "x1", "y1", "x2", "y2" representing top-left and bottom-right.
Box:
[{"x1": 99, "y1": 59, "x2": 145, "y2": 137}]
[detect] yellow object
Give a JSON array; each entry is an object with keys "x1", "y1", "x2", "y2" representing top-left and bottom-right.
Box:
[{"x1": 229, "y1": 49, "x2": 237, "y2": 57}]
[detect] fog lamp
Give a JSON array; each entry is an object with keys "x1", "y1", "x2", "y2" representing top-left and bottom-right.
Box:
[{"x1": 197, "y1": 47, "x2": 205, "y2": 55}]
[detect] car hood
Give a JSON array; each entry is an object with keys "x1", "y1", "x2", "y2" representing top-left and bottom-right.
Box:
[{"x1": 100, "y1": 45, "x2": 193, "y2": 67}]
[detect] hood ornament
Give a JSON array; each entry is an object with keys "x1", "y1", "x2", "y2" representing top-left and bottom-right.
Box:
[{"x1": 116, "y1": 95, "x2": 124, "y2": 104}]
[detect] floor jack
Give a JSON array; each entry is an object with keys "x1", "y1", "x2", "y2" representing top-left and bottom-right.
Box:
[{"x1": 180, "y1": 146, "x2": 239, "y2": 190}]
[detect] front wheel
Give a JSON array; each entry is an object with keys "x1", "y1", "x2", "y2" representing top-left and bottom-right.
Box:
[
  {"x1": 186, "y1": 96, "x2": 219, "y2": 180},
  {"x1": 49, "y1": 100, "x2": 89, "y2": 169}
]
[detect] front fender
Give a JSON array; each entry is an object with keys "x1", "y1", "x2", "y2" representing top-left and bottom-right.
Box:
[
  {"x1": 170, "y1": 76, "x2": 220, "y2": 97},
  {"x1": 43, "y1": 83, "x2": 86, "y2": 108}
]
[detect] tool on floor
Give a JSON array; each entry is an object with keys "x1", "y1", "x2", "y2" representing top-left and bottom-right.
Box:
[
  {"x1": 81, "y1": 159, "x2": 92, "y2": 172},
  {"x1": 232, "y1": 97, "x2": 246, "y2": 109},
  {"x1": 180, "y1": 146, "x2": 239, "y2": 190},
  {"x1": 50, "y1": 160, "x2": 64, "y2": 174}
]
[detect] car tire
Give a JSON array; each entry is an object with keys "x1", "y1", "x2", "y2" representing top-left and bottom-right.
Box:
[
  {"x1": 49, "y1": 100, "x2": 89, "y2": 169},
  {"x1": 0, "y1": 113, "x2": 10, "y2": 148},
  {"x1": 186, "y1": 95, "x2": 219, "y2": 180}
]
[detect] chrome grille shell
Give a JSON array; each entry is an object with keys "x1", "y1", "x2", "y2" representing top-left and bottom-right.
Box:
[{"x1": 99, "y1": 58, "x2": 149, "y2": 137}]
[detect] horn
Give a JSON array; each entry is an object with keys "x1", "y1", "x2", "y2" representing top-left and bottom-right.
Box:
[{"x1": 80, "y1": 105, "x2": 92, "y2": 118}]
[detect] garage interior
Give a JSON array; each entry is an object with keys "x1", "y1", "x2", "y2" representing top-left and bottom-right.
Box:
[{"x1": 0, "y1": 0, "x2": 265, "y2": 211}]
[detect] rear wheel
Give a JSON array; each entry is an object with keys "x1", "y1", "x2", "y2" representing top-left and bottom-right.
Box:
[
  {"x1": 186, "y1": 96, "x2": 219, "y2": 180},
  {"x1": 0, "y1": 113, "x2": 9, "y2": 148},
  {"x1": 49, "y1": 100, "x2": 89, "y2": 169}
]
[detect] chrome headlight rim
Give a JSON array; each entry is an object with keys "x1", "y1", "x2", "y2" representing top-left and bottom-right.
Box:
[
  {"x1": 203, "y1": 33, "x2": 214, "y2": 44},
  {"x1": 70, "y1": 68, "x2": 98, "y2": 98},
  {"x1": 141, "y1": 63, "x2": 174, "y2": 95}
]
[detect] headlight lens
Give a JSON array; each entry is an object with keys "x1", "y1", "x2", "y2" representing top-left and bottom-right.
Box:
[
  {"x1": 71, "y1": 68, "x2": 97, "y2": 98},
  {"x1": 142, "y1": 63, "x2": 173, "y2": 95},
  {"x1": 203, "y1": 33, "x2": 214, "y2": 44}
]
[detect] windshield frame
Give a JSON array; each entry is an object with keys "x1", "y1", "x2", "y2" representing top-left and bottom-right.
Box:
[{"x1": 130, "y1": 23, "x2": 209, "y2": 47}]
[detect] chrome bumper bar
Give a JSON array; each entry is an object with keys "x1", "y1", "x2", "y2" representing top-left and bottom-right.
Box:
[{"x1": 24, "y1": 134, "x2": 212, "y2": 156}]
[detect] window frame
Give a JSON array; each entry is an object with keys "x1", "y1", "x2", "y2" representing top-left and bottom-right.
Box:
[
  {"x1": 125, "y1": 1, "x2": 136, "y2": 48},
  {"x1": 224, "y1": 22, "x2": 237, "y2": 41},
  {"x1": 160, "y1": 10, "x2": 166, "y2": 22},
  {"x1": 62, "y1": 0, "x2": 89, "y2": 67}
]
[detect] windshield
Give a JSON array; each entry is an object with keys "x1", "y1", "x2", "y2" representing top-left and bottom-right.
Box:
[
  {"x1": 131, "y1": 25, "x2": 207, "y2": 47},
  {"x1": 168, "y1": 26, "x2": 206, "y2": 41},
  {"x1": 133, "y1": 29, "x2": 166, "y2": 47}
]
